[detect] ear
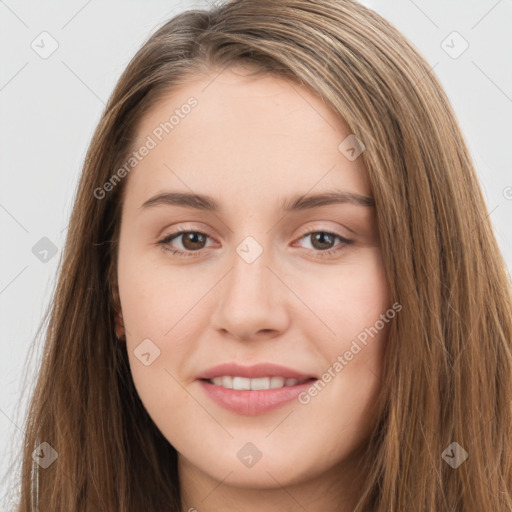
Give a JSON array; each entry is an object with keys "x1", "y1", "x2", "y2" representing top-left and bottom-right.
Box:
[{"x1": 115, "y1": 311, "x2": 125, "y2": 340}]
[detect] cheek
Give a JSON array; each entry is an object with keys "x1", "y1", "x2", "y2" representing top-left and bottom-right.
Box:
[
  {"x1": 120, "y1": 273, "x2": 196, "y2": 383},
  {"x1": 116, "y1": 253, "x2": 195, "y2": 407},
  {"x1": 295, "y1": 248, "x2": 390, "y2": 406},
  {"x1": 118, "y1": 247, "x2": 198, "y2": 334},
  {"x1": 296, "y1": 248, "x2": 390, "y2": 341}
]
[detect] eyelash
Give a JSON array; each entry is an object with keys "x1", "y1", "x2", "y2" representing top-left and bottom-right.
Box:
[{"x1": 157, "y1": 227, "x2": 353, "y2": 258}]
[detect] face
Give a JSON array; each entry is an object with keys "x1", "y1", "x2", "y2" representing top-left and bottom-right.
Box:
[{"x1": 115, "y1": 66, "x2": 391, "y2": 492}]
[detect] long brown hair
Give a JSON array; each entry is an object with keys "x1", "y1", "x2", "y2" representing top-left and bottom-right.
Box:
[{"x1": 9, "y1": 0, "x2": 512, "y2": 509}]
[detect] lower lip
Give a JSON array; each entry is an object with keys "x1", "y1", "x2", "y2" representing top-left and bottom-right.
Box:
[{"x1": 198, "y1": 379, "x2": 316, "y2": 415}]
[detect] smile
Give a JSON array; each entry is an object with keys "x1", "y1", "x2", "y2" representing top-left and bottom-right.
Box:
[
  {"x1": 196, "y1": 362, "x2": 318, "y2": 415},
  {"x1": 207, "y1": 376, "x2": 313, "y2": 390}
]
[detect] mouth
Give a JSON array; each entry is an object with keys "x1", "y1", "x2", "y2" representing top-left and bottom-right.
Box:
[{"x1": 195, "y1": 363, "x2": 318, "y2": 415}]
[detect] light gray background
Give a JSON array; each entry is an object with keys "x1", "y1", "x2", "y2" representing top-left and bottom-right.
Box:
[{"x1": 1, "y1": 0, "x2": 511, "y2": 507}]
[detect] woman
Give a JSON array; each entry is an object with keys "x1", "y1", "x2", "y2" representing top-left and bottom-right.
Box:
[{"x1": 12, "y1": 0, "x2": 512, "y2": 510}]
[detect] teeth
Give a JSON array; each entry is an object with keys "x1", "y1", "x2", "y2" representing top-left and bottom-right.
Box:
[
  {"x1": 212, "y1": 376, "x2": 232, "y2": 388},
  {"x1": 270, "y1": 377, "x2": 285, "y2": 388},
  {"x1": 250, "y1": 377, "x2": 270, "y2": 390},
  {"x1": 209, "y1": 376, "x2": 306, "y2": 390},
  {"x1": 232, "y1": 377, "x2": 251, "y2": 390}
]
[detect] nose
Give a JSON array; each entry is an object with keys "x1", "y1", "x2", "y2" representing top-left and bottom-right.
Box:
[{"x1": 209, "y1": 240, "x2": 291, "y2": 341}]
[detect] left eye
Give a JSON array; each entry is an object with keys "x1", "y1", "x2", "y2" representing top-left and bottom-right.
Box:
[
  {"x1": 295, "y1": 231, "x2": 352, "y2": 254},
  {"x1": 158, "y1": 230, "x2": 352, "y2": 257}
]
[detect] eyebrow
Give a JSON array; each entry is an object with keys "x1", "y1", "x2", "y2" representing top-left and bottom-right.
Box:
[{"x1": 139, "y1": 190, "x2": 375, "y2": 212}]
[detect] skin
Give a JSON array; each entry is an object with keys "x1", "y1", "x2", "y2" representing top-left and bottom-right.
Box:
[{"x1": 115, "y1": 66, "x2": 391, "y2": 511}]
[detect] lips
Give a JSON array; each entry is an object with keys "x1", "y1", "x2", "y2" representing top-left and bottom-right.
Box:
[{"x1": 196, "y1": 363, "x2": 318, "y2": 415}]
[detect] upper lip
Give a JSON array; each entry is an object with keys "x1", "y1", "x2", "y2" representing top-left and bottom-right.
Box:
[{"x1": 196, "y1": 363, "x2": 317, "y2": 380}]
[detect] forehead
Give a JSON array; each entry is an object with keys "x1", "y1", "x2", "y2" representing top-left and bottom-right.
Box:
[{"x1": 123, "y1": 67, "x2": 370, "y2": 210}]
